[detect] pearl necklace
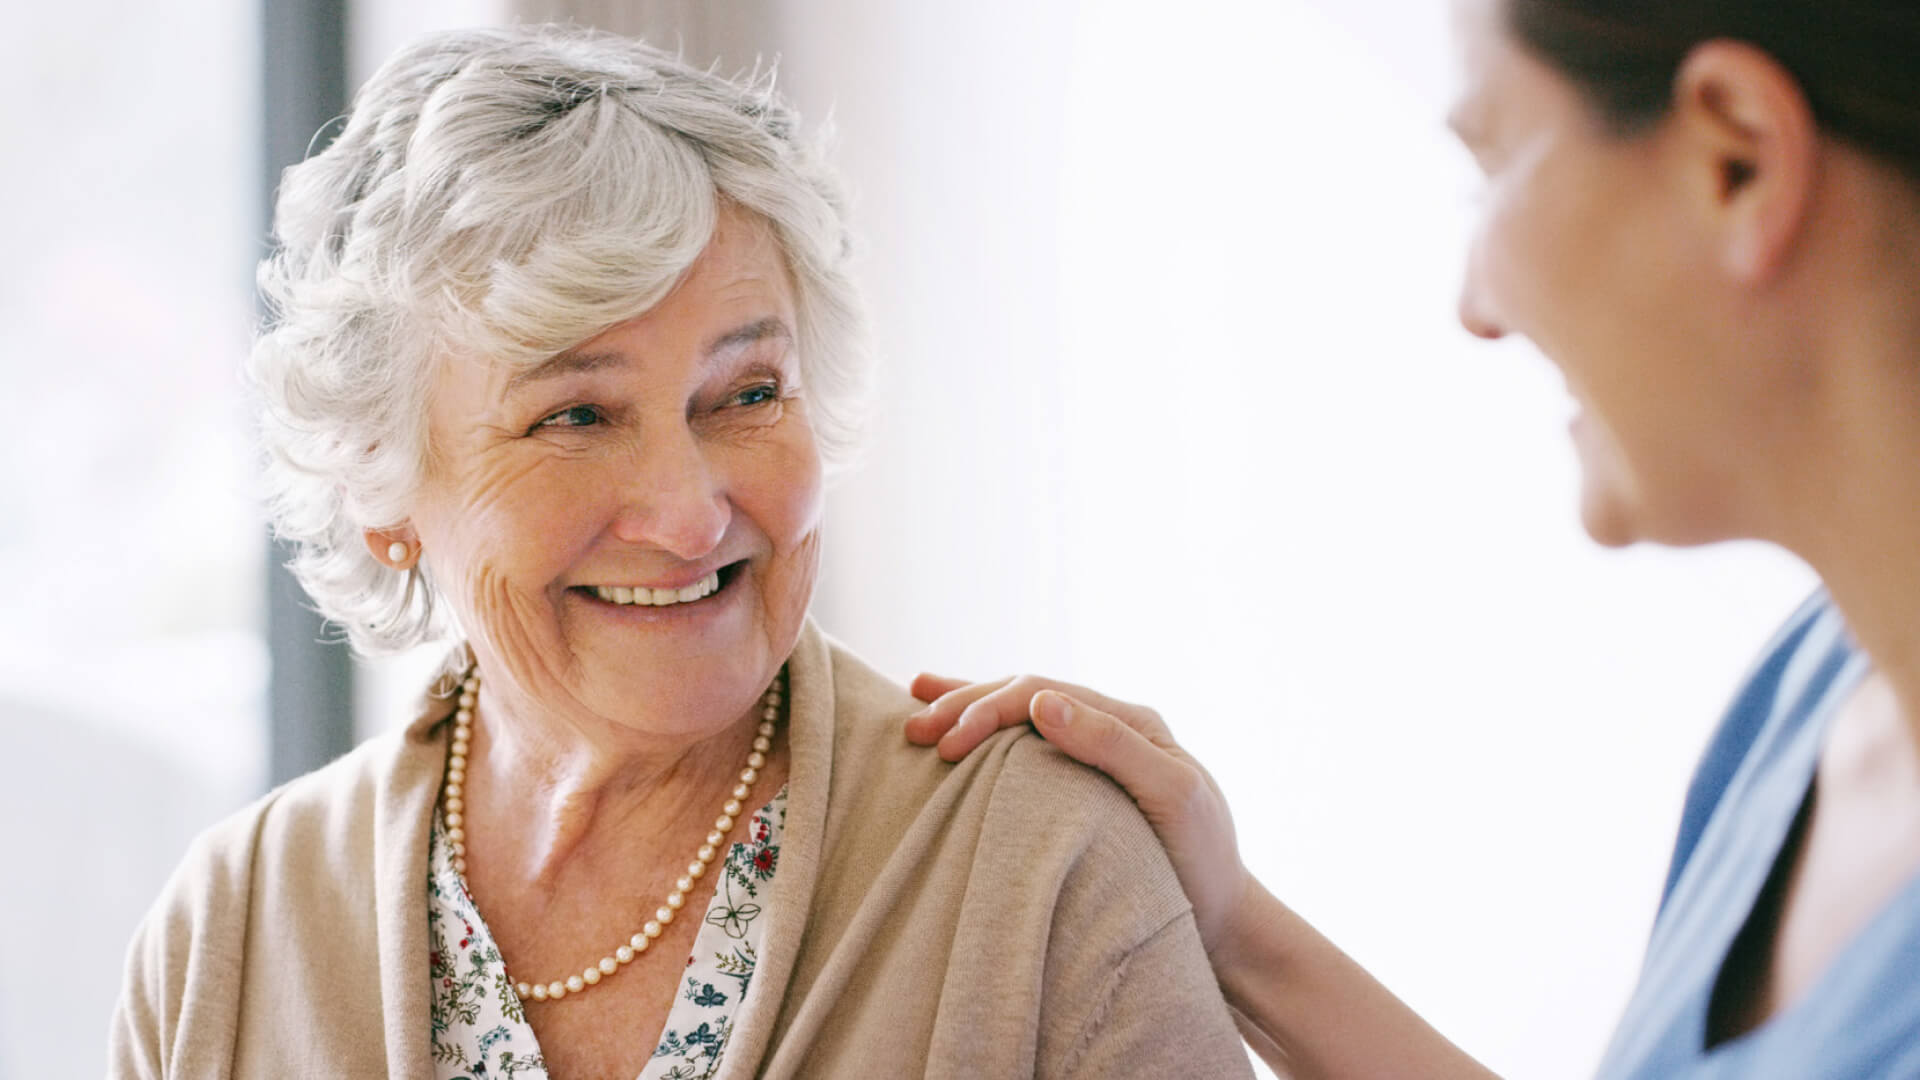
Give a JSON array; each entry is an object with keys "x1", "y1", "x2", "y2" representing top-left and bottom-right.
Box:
[{"x1": 440, "y1": 666, "x2": 784, "y2": 1004}]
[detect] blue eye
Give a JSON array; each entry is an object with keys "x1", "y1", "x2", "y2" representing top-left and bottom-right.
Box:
[
  {"x1": 536, "y1": 404, "x2": 603, "y2": 429},
  {"x1": 734, "y1": 384, "x2": 778, "y2": 407}
]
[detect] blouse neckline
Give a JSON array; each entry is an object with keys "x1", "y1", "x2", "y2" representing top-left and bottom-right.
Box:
[{"x1": 425, "y1": 785, "x2": 791, "y2": 1080}]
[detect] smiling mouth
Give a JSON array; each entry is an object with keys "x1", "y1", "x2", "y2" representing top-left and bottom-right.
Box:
[{"x1": 575, "y1": 561, "x2": 745, "y2": 608}]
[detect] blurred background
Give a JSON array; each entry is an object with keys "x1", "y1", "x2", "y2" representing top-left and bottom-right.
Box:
[{"x1": 1, "y1": 1, "x2": 1815, "y2": 1076}]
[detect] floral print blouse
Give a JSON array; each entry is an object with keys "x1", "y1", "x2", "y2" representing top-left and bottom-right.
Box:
[{"x1": 426, "y1": 787, "x2": 789, "y2": 1080}]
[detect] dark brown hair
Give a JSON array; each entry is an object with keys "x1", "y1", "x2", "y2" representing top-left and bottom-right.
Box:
[{"x1": 1506, "y1": 0, "x2": 1920, "y2": 180}]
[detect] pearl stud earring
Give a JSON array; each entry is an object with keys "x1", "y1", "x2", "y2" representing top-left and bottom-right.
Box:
[{"x1": 388, "y1": 542, "x2": 410, "y2": 565}]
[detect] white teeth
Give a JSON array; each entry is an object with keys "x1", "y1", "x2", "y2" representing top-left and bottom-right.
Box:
[{"x1": 593, "y1": 570, "x2": 721, "y2": 607}]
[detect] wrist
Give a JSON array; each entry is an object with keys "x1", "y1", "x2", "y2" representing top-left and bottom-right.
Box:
[{"x1": 1207, "y1": 871, "x2": 1293, "y2": 992}]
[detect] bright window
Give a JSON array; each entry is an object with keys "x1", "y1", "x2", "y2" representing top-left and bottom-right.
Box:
[{"x1": 0, "y1": 0, "x2": 263, "y2": 1072}]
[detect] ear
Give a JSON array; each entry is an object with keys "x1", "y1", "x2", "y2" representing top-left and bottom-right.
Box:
[
  {"x1": 364, "y1": 524, "x2": 421, "y2": 570},
  {"x1": 1669, "y1": 41, "x2": 1819, "y2": 282}
]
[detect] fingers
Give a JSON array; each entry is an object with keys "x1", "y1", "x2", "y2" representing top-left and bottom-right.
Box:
[
  {"x1": 909, "y1": 672, "x2": 971, "y2": 704},
  {"x1": 937, "y1": 677, "x2": 1052, "y2": 760},
  {"x1": 903, "y1": 674, "x2": 1008, "y2": 747},
  {"x1": 903, "y1": 672, "x2": 1170, "y2": 763},
  {"x1": 931, "y1": 674, "x2": 1144, "y2": 762},
  {"x1": 1028, "y1": 690, "x2": 1200, "y2": 819},
  {"x1": 906, "y1": 673, "x2": 1073, "y2": 760}
]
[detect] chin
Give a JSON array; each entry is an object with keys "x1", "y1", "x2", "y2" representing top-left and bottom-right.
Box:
[
  {"x1": 1578, "y1": 496, "x2": 1640, "y2": 549},
  {"x1": 1571, "y1": 426, "x2": 1648, "y2": 548},
  {"x1": 597, "y1": 648, "x2": 773, "y2": 719},
  {"x1": 1574, "y1": 456, "x2": 1651, "y2": 548},
  {"x1": 1577, "y1": 478, "x2": 1730, "y2": 551}
]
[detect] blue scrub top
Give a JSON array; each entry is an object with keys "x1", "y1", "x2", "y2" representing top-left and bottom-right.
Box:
[{"x1": 1596, "y1": 594, "x2": 1920, "y2": 1078}]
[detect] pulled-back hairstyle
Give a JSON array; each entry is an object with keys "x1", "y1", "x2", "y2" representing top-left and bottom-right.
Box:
[
  {"x1": 1507, "y1": 0, "x2": 1920, "y2": 182},
  {"x1": 250, "y1": 26, "x2": 869, "y2": 655}
]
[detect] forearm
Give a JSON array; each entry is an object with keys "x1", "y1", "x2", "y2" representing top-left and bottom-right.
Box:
[{"x1": 1215, "y1": 881, "x2": 1500, "y2": 1080}]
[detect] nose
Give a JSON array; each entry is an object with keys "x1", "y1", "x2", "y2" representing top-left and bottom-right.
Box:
[{"x1": 608, "y1": 428, "x2": 730, "y2": 561}]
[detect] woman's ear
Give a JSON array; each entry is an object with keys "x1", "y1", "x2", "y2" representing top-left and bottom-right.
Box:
[
  {"x1": 1669, "y1": 41, "x2": 1819, "y2": 282},
  {"x1": 365, "y1": 525, "x2": 421, "y2": 570}
]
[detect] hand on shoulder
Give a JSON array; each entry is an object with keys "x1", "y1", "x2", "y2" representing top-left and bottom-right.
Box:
[{"x1": 904, "y1": 672, "x2": 1256, "y2": 958}]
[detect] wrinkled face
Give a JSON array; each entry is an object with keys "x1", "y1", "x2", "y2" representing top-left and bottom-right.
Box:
[
  {"x1": 1449, "y1": 0, "x2": 1762, "y2": 547},
  {"x1": 408, "y1": 208, "x2": 822, "y2": 740}
]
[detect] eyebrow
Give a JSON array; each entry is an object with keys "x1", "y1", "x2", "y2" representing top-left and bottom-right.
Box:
[
  {"x1": 505, "y1": 316, "x2": 794, "y2": 393},
  {"x1": 707, "y1": 316, "x2": 792, "y2": 358},
  {"x1": 504, "y1": 348, "x2": 627, "y2": 392}
]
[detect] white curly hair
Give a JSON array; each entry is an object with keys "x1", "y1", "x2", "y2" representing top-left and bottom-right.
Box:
[{"x1": 249, "y1": 25, "x2": 869, "y2": 656}]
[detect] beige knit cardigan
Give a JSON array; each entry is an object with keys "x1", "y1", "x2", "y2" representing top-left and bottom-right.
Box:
[{"x1": 109, "y1": 621, "x2": 1253, "y2": 1078}]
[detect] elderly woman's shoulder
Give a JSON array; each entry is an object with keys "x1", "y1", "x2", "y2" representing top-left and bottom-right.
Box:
[
  {"x1": 134, "y1": 723, "x2": 438, "y2": 944},
  {"x1": 113, "y1": 725, "x2": 435, "y2": 1071},
  {"x1": 820, "y1": 638, "x2": 1186, "y2": 905}
]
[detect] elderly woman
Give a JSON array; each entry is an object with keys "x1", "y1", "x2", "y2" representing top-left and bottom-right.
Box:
[
  {"x1": 108, "y1": 27, "x2": 1251, "y2": 1080},
  {"x1": 912, "y1": 0, "x2": 1920, "y2": 1076}
]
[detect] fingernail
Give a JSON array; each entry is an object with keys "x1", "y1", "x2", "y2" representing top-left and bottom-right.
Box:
[{"x1": 1036, "y1": 693, "x2": 1073, "y2": 730}]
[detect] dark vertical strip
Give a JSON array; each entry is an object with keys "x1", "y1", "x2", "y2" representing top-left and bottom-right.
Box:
[{"x1": 262, "y1": 0, "x2": 354, "y2": 787}]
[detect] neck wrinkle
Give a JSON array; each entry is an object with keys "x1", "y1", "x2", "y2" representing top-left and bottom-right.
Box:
[{"x1": 463, "y1": 680, "x2": 768, "y2": 890}]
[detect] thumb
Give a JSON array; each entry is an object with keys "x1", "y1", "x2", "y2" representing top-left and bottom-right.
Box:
[{"x1": 1031, "y1": 690, "x2": 1192, "y2": 818}]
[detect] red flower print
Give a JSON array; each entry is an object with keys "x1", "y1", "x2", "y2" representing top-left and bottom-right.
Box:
[{"x1": 754, "y1": 849, "x2": 775, "y2": 872}]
